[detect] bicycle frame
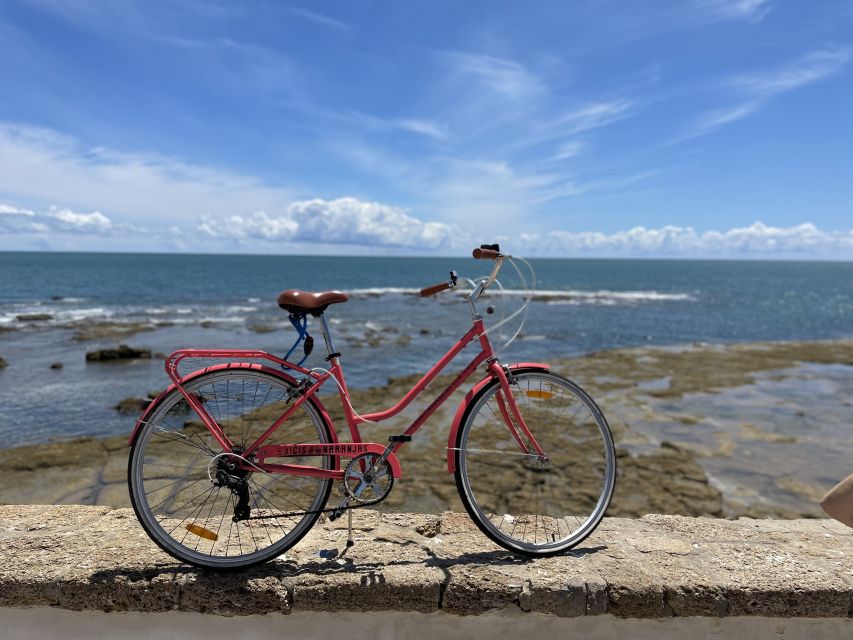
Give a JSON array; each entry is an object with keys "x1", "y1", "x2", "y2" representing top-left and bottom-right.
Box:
[{"x1": 130, "y1": 257, "x2": 547, "y2": 481}]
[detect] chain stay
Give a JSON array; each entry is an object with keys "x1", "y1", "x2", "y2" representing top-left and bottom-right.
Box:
[{"x1": 242, "y1": 487, "x2": 388, "y2": 521}]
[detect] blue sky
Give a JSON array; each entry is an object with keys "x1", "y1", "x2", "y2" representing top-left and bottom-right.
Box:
[{"x1": 0, "y1": 0, "x2": 851, "y2": 257}]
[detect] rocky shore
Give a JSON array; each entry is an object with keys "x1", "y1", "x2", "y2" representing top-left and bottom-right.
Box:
[{"x1": 1, "y1": 339, "x2": 852, "y2": 519}]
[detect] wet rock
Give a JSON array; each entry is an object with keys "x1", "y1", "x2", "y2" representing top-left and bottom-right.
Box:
[
  {"x1": 247, "y1": 323, "x2": 277, "y2": 334},
  {"x1": 114, "y1": 397, "x2": 152, "y2": 414},
  {"x1": 49, "y1": 362, "x2": 63, "y2": 370},
  {"x1": 16, "y1": 313, "x2": 52, "y2": 322},
  {"x1": 395, "y1": 334, "x2": 412, "y2": 347},
  {"x1": 0, "y1": 357, "x2": 7, "y2": 369},
  {"x1": 72, "y1": 322, "x2": 155, "y2": 342},
  {"x1": 611, "y1": 442, "x2": 724, "y2": 517},
  {"x1": 85, "y1": 344, "x2": 152, "y2": 362}
]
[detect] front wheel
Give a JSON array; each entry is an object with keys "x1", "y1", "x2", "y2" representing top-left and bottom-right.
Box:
[{"x1": 454, "y1": 370, "x2": 616, "y2": 556}]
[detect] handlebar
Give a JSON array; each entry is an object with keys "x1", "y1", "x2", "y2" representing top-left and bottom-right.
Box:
[
  {"x1": 421, "y1": 245, "x2": 504, "y2": 305},
  {"x1": 472, "y1": 247, "x2": 500, "y2": 260},
  {"x1": 419, "y1": 281, "x2": 451, "y2": 297}
]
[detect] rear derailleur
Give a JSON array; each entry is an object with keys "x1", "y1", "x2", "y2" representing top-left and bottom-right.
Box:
[{"x1": 213, "y1": 453, "x2": 251, "y2": 522}]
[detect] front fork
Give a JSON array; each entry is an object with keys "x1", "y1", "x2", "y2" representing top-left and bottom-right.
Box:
[{"x1": 490, "y1": 361, "x2": 547, "y2": 460}]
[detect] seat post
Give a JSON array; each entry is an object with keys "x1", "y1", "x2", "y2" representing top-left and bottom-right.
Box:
[{"x1": 316, "y1": 313, "x2": 337, "y2": 358}]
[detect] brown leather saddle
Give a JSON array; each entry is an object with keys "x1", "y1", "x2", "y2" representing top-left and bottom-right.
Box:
[{"x1": 277, "y1": 289, "x2": 349, "y2": 316}]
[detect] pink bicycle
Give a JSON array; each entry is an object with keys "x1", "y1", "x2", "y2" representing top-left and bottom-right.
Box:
[{"x1": 128, "y1": 245, "x2": 616, "y2": 569}]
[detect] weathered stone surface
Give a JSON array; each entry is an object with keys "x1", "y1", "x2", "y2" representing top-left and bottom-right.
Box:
[{"x1": 0, "y1": 505, "x2": 851, "y2": 619}]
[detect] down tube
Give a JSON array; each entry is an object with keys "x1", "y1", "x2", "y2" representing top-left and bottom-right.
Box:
[{"x1": 397, "y1": 350, "x2": 490, "y2": 445}]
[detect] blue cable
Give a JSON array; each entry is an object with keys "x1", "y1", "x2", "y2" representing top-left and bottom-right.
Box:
[{"x1": 282, "y1": 313, "x2": 310, "y2": 369}]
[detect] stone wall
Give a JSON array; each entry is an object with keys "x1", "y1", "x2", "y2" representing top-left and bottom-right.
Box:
[{"x1": 1, "y1": 505, "x2": 851, "y2": 619}]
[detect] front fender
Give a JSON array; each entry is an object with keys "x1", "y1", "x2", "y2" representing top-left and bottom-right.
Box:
[
  {"x1": 446, "y1": 362, "x2": 550, "y2": 472},
  {"x1": 128, "y1": 362, "x2": 339, "y2": 449}
]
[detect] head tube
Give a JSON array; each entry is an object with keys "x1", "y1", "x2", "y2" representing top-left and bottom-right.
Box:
[{"x1": 467, "y1": 256, "x2": 504, "y2": 317}]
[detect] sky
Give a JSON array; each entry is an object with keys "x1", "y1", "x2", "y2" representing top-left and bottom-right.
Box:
[{"x1": 0, "y1": 0, "x2": 851, "y2": 258}]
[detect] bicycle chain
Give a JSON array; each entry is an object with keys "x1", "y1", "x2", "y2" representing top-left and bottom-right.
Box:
[{"x1": 241, "y1": 479, "x2": 392, "y2": 521}]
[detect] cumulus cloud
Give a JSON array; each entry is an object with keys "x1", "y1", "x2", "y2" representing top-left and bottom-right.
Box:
[
  {"x1": 0, "y1": 203, "x2": 114, "y2": 235},
  {"x1": 5, "y1": 196, "x2": 851, "y2": 258},
  {"x1": 517, "y1": 221, "x2": 853, "y2": 257},
  {"x1": 198, "y1": 197, "x2": 456, "y2": 249},
  {"x1": 51, "y1": 207, "x2": 113, "y2": 233}
]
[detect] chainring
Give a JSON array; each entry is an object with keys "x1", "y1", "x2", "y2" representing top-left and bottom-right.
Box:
[{"x1": 343, "y1": 453, "x2": 394, "y2": 503}]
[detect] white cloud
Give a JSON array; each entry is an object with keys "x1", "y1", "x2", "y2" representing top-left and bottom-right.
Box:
[
  {"x1": 680, "y1": 101, "x2": 760, "y2": 140},
  {"x1": 4, "y1": 197, "x2": 851, "y2": 258},
  {"x1": 0, "y1": 203, "x2": 49, "y2": 233},
  {"x1": 732, "y1": 47, "x2": 850, "y2": 96},
  {"x1": 199, "y1": 197, "x2": 456, "y2": 249},
  {"x1": 550, "y1": 141, "x2": 585, "y2": 161},
  {"x1": 0, "y1": 203, "x2": 35, "y2": 216},
  {"x1": 696, "y1": 0, "x2": 772, "y2": 22},
  {"x1": 546, "y1": 101, "x2": 633, "y2": 136},
  {"x1": 436, "y1": 51, "x2": 545, "y2": 100},
  {"x1": 285, "y1": 8, "x2": 350, "y2": 31},
  {"x1": 51, "y1": 207, "x2": 112, "y2": 233},
  {"x1": 332, "y1": 111, "x2": 447, "y2": 139},
  {"x1": 0, "y1": 203, "x2": 113, "y2": 235},
  {"x1": 0, "y1": 123, "x2": 298, "y2": 226},
  {"x1": 678, "y1": 47, "x2": 849, "y2": 141},
  {"x1": 391, "y1": 118, "x2": 447, "y2": 139},
  {"x1": 520, "y1": 221, "x2": 853, "y2": 257}
]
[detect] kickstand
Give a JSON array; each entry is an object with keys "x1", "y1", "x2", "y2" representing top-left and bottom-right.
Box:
[{"x1": 346, "y1": 507, "x2": 355, "y2": 549}]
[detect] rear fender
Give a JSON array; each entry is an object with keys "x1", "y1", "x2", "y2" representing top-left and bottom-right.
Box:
[
  {"x1": 128, "y1": 363, "x2": 339, "y2": 457},
  {"x1": 446, "y1": 363, "x2": 550, "y2": 472}
]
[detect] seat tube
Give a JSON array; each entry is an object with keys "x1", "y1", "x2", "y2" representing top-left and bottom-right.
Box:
[{"x1": 317, "y1": 314, "x2": 337, "y2": 357}]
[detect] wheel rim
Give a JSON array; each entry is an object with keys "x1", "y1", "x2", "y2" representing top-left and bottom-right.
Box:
[
  {"x1": 130, "y1": 371, "x2": 331, "y2": 567},
  {"x1": 458, "y1": 372, "x2": 615, "y2": 553}
]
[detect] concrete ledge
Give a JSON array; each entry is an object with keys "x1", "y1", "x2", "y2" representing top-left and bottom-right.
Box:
[{"x1": 1, "y1": 506, "x2": 851, "y2": 619}]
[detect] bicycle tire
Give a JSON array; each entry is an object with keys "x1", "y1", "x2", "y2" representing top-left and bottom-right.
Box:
[
  {"x1": 454, "y1": 370, "x2": 616, "y2": 556},
  {"x1": 128, "y1": 369, "x2": 333, "y2": 570}
]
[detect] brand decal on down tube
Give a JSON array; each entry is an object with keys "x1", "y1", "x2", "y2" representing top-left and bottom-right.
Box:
[{"x1": 272, "y1": 443, "x2": 370, "y2": 456}]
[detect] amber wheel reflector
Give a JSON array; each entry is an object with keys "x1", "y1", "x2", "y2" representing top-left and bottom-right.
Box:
[
  {"x1": 526, "y1": 390, "x2": 554, "y2": 399},
  {"x1": 185, "y1": 523, "x2": 218, "y2": 541}
]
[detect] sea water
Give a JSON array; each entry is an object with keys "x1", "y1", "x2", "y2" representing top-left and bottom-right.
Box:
[{"x1": 0, "y1": 252, "x2": 851, "y2": 447}]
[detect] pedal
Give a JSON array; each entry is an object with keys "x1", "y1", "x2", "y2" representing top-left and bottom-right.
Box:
[{"x1": 388, "y1": 434, "x2": 412, "y2": 443}]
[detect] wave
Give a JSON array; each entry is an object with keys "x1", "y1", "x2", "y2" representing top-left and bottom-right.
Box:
[
  {"x1": 53, "y1": 307, "x2": 113, "y2": 322},
  {"x1": 51, "y1": 296, "x2": 86, "y2": 303},
  {"x1": 347, "y1": 286, "x2": 694, "y2": 304}
]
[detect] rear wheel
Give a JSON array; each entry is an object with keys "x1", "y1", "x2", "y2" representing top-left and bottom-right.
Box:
[
  {"x1": 128, "y1": 369, "x2": 333, "y2": 569},
  {"x1": 454, "y1": 370, "x2": 615, "y2": 556}
]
